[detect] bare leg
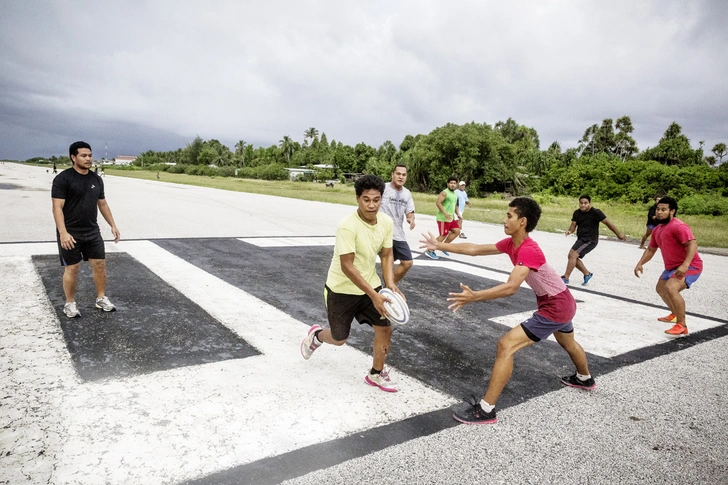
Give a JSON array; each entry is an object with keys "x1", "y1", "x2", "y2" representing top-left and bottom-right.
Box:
[
  {"x1": 62, "y1": 263, "x2": 80, "y2": 303},
  {"x1": 393, "y1": 260, "x2": 413, "y2": 283},
  {"x1": 88, "y1": 258, "x2": 107, "y2": 299},
  {"x1": 563, "y1": 249, "x2": 581, "y2": 279},
  {"x1": 483, "y1": 326, "x2": 534, "y2": 406},
  {"x1": 372, "y1": 325, "x2": 393, "y2": 370},
  {"x1": 575, "y1": 258, "x2": 589, "y2": 276},
  {"x1": 444, "y1": 228, "x2": 461, "y2": 243},
  {"x1": 657, "y1": 277, "x2": 688, "y2": 325},
  {"x1": 553, "y1": 331, "x2": 590, "y2": 375},
  {"x1": 313, "y1": 328, "x2": 347, "y2": 346}
]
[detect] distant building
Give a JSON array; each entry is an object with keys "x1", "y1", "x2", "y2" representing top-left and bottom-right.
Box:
[
  {"x1": 285, "y1": 168, "x2": 315, "y2": 180},
  {"x1": 114, "y1": 155, "x2": 137, "y2": 166}
]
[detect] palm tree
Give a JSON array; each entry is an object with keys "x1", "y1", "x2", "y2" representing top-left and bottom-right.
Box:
[
  {"x1": 235, "y1": 140, "x2": 247, "y2": 167},
  {"x1": 304, "y1": 127, "x2": 319, "y2": 142},
  {"x1": 280, "y1": 136, "x2": 294, "y2": 165}
]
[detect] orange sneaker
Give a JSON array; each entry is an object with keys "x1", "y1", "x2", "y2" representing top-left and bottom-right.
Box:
[
  {"x1": 665, "y1": 323, "x2": 688, "y2": 337},
  {"x1": 658, "y1": 313, "x2": 677, "y2": 323}
]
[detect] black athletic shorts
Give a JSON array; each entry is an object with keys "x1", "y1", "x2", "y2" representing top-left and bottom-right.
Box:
[
  {"x1": 570, "y1": 237, "x2": 598, "y2": 259},
  {"x1": 324, "y1": 285, "x2": 390, "y2": 341},
  {"x1": 57, "y1": 231, "x2": 106, "y2": 266},
  {"x1": 392, "y1": 240, "x2": 413, "y2": 262}
]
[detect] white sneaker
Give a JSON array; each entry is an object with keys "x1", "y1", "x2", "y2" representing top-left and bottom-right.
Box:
[
  {"x1": 95, "y1": 296, "x2": 116, "y2": 312},
  {"x1": 63, "y1": 302, "x2": 80, "y2": 318},
  {"x1": 365, "y1": 367, "x2": 398, "y2": 392},
  {"x1": 300, "y1": 324, "x2": 323, "y2": 360}
]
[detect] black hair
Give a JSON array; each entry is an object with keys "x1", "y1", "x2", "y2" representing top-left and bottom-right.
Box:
[
  {"x1": 392, "y1": 164, "x2": 407, "y2": 173},
  {"x1": 657, "y1": 196, "x2": 678, "y2": 216},
  {"x1": 69, "y1": 141, "x2": 91, "y2": 158},
  {"x1": 509, "y1": 197, "x2": 542, "y2": 233},
  {"x1": 579, "y1": 194, "x2": 591, "y2": 202},
  {"x1": 447, "y1": 176, "x2": 458, "y2": 183},
  {"x1": 355, "y1": 174, "x2": 386, "y2": 197}
]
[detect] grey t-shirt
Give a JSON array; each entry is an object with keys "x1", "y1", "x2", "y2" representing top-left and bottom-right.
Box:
[{"x1": 380, "y1": 182, "x2": 415, "y2": 242}]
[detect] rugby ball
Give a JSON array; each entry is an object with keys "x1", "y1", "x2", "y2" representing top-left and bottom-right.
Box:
[{"x1": 379, "y1": 288, "x2": 410, "y2": 324}]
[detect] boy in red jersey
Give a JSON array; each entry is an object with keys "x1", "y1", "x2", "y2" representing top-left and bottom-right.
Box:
[
  {"x1": 420, "y1": 197, "x2": 594, "y2": 425},
  {"x1": 634, "y1": 196, "x2": 702, "y2": 337}
]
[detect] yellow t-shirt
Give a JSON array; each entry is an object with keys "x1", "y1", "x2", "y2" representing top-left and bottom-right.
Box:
[{"x1": 326, "y1": 211, "x2": 394, "y2": 294}]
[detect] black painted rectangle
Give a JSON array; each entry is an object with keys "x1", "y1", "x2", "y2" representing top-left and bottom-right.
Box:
[{"x1": 33, "y1": 253, "x2": 260, "y2": 382}]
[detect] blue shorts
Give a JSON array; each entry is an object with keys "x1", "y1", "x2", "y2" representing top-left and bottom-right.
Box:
[
  {"x1": 660, "y1": 267, "x2": 701, "y2": 288},
  {"x1": 392, "y1": 240, "x2": 413, "y2": 262},
  {"x1": 520, "y1": 312, "x2": 573, "y2": 342},
  {"x1": 646, "y1": 224, "x2": 657, "y2": 230}
]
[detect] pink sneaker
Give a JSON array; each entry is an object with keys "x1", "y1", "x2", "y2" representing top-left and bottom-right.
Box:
[
  {"x1": 300, "y1": 325, "x2": 323, "y2": 360},
  {"x1": 365, "y1": 368, "x2": 398, "y2": 392}
]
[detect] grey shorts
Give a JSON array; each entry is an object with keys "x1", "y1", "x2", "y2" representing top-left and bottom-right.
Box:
[
  {"x1": 521, "y1": 312, "x2": 573, "y2": 342},
  {"x1": 392, "y1": 240, "x2": 413, "y2": 262}
]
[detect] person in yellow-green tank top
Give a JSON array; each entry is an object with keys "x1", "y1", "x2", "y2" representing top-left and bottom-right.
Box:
[
  {"x1": 300, "y1": 175, "x2": 406, "y2": 392},
  {"x1": 424, "y1": 176, "x2": 461, "y2": 260}
]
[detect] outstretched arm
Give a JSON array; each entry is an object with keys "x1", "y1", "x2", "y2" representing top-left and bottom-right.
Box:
[
  {"x1": 602, "y1": 218, "x2": 626, "y2": 241},
  {"x1": 447, "y1": 265, "x2": 530, "y2": 312},
  {"x1": 420, "y1": 231, "x2": 500, "y2": 256}
]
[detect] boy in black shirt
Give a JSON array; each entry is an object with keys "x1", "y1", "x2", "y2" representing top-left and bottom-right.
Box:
[
  {"x1": 561, "y1": 195, "x2": 625, "y2": 285},
  {"x1": 51, "y1": 141, "x2": 121, "y2": 318}
]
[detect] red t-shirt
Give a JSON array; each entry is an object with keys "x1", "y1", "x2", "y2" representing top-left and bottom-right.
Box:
[
  {"x1": 649, "y1": 218, "x2": 703, "y2": 271},
  {"x1": 495, "y1": 237, "x2": 576, "y2": 323}
]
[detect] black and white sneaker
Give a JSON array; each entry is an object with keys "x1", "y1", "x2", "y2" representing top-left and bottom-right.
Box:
[
  {"x1": 560, "y1": 373, "x2": 596, "y2": 390},
  {"x1": 453, "y1": 396, "x2": 497, "y2": 425}
]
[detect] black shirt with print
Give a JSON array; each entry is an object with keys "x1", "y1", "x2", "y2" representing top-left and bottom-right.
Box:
[{"x1": 51, "y1": 168, "x2": 106, "y2": 236}]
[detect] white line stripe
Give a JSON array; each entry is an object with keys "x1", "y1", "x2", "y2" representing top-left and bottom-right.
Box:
[{"x1": 238, "y1": 236, "x2": 336, "y2": 247}]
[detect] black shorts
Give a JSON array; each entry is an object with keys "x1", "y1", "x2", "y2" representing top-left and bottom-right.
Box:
[
  {"x1": 571, "y1": 237, "x2": 598, "y2": 259},
  {"x1": 392, "y1": 240, "x2": 413, "y2": 262},
  {"x1": 324, "y1": 285, "x2": 390, "y2": 341},
  {"x1": 57, "y1": 231, "x2": 106, "y2": 266}
]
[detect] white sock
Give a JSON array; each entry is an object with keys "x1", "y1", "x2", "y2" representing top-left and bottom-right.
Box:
[
  {"x1": 479, "y1": 399, "x2": 495, "y2": 413},
  {"x1": 576, "y1": 372, "x2": 591, "y2": 381}
]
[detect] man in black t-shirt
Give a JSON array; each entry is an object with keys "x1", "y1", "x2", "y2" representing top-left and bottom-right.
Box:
[
  {"x1": 639, "y1": 195, "x2": 663, "y2": 249},
  {"x1": 561, "y1": 195, "x2": 625, "y2": 286},
  {"x1": 51, "y1": 141, "x2": 121, "y2": 318}
]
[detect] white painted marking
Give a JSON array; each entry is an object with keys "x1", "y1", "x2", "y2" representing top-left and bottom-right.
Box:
[
  {"x1": 416, "y1": 259, "x2": 723, "y2": 357},
  {"x1": 238, "y1": 236, "x2": 336, "y2": 247},
  {"x1": 0, "y1": 243, "x2": 455, "y2": 485}
]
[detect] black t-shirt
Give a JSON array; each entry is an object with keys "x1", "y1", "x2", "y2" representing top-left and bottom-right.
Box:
[
  {"x1": 646, "y1": 204, "x2": 658, "y2": 226},
  {"x1": 51, "y1": 168, "x2": 106, "y2": 236},
  {"x1": 571, "y1": 207, "x2": 606, "y2": 240}
]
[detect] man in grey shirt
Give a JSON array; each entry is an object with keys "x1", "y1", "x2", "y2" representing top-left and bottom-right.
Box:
[{"x1": 380, "y1": 164, "x2": 416, "y2": 283}]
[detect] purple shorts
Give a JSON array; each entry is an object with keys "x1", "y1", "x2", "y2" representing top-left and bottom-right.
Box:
[
  {"x1": 520, "y1": 312, "x2": 574, "y2": 342},
  {"x1": 661, "y1": 266, "x2": 701, "y2": 288}
]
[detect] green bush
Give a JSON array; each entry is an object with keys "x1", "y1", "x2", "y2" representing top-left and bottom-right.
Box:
[{"x1": 678, "y1": 194, "x2": 728, "y2": 216}]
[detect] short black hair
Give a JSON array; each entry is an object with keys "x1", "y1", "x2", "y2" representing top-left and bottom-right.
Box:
[
  {"x1": 447, "y1": 176, "x2": 458, "y2": 183},
  {"x1": 392, "y1": 164, "x2": 407, "y2": 173},
  {"x1": 355, "y1": 174, "x2": 386, "y2": 197},
  {"x1": 579, "y1": 194, "x2": 591, "y2": 202},
  {"x1": 69, "y1": 141, "x2": 91, "y2": 158},
  {"x1": 509, "y1": 197, "x2": 542, "y2": 233},
  {"x1": 657, "y1": 196, "x2": 678, "y2": 216}
]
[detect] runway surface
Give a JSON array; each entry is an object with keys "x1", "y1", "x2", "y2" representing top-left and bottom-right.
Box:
[{"x1": 1, "y1": 163, "x2": 726, "y2": 484}]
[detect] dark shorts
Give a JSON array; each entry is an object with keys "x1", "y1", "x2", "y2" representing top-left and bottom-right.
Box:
[
  {"x1": 646, "y1": 224, "x2": 657, "y2": 230},
  {"x1": 437, "y1": 220, "x2": 460, "y2": 237},
  {"x1": 324, "y1": 285, "x2": 390, "y2": 341},
  {"x1": 520, "y1": 312, "x2": 574, "y2": 342},
  {"x1": 660, "y1": 266, "x2": 702, "y2": 288},
  {"x1": 57, "y1": 231, "x2": 105, "y2": 266},
  {"x1": 392, "y1": 240, "x2": 413, "y2": 262},
  {"x1": 571, "y1": 237, "x2": 598, "y2": 259}
]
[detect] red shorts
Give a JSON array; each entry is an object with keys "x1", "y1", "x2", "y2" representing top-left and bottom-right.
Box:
[{"x1": 437, "y1": 219, "x2": 460, "y2": 237}]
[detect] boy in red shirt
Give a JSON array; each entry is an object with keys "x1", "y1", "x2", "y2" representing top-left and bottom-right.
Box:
[
  {"x1": 420, "y1": 197, "x2": 594, "y2": 425},
  {"x1": 634, "y1": 196, "x2": 702, "y2": 336}
]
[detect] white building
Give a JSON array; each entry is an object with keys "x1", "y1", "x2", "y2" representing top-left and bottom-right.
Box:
[{"x1": 114, "y1": 155, "x2": 137, "y2": 166}]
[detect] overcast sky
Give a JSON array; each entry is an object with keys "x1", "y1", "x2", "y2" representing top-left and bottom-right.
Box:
[{"x1": 1, "y1": 0, "x2": 726, "y2": 160}]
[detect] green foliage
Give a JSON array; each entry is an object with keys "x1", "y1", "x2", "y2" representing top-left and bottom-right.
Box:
[{"x1": 678, "y1": 194, "x2": 728, "y2": 216}]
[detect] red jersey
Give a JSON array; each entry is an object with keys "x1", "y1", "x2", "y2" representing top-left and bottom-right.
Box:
[
  {"x1": 495, "y1": 237, "x2": 576, "y2": 323},
  {"x1": 649, "y1": 218, "x2": 703, "y2": 271}
]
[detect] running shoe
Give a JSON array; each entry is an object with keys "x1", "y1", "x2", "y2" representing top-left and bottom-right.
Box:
[
  {"x1": 582, "y1": 272, "x2": 594, "y2": 286},
  {"x1": 560, "y1": 373, "x2": 596, "y2": 390},
  {"x1": 95, "y1": 296, "x2": 116, "y2": 312},
  {"x1": 452, "y1": 396, "x2": 497, "y2": 425},
  {"x1": 665, "y1": 323, "x2": 688, "y2": 337},
  {"x1": 441, "y1": 251, "x2": 450, "y2": 257},
  {"x1": 300, "y1": 324, "x2": 323, "y2": 360},
  {"x1": 657, "y1": 313, "x2": 677, "y2": 323},
  {"x1": 561, "y1": 276, "x2": 569, "y2": 285},
  {"x1": 365, "y1": 367, "x2": 398, "y2": 392},
  {"x1": 424, "y1": 251, "x2": 440, "y2": 260},
  {"x1": 63, "y1": 302, "x2": 80, "y2": 318},
  {"x1": 459, "y1": 233, "x2": 467, "y2": 239}
]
